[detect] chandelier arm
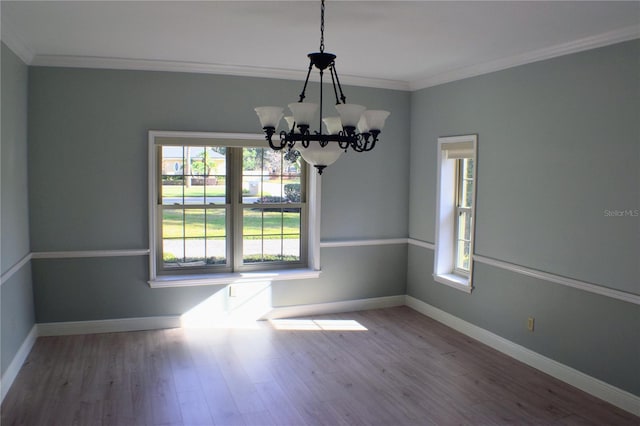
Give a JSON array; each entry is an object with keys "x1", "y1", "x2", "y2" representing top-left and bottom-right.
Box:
[
  {"x1": 331, "y1": 62, "x2": 347, "y2": 104},
  {"x1": 298, "y1": 60, "x2": 314, "y2": 103},
  {"x1": 351, "y1": 135, "x2": 366, "y2": 153},
  {"x1": 329, "y1": 65, "x2": 341, "y2": 105},
  {"x1": 267, "y1": 130, "x2": 288, "y2": 151}
]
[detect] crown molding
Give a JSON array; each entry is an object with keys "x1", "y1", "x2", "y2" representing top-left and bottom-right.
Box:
[
  {"x1": 10, "y1": 23, "x2": 639, "y2": 93},
  {"x1": 409, "y1": 24, "x2": 640, "y2": 91},
  {"x1": 0, "y1": 16, "x2": 35, "y2": 64},
  {"x1": 29, "y1": 54, "x2": 410, "y2": 91}
]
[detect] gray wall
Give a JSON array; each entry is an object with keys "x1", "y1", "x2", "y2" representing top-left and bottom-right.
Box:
[
  {"x1": 407, "y1": 40, "x2": 640, "y2": 396},
  {"x1": 27, "y1": 66, "x2": 410, "y2": 322},
  {"x1": 1, "y1": 43, "x2": 35, "y2": 376}
]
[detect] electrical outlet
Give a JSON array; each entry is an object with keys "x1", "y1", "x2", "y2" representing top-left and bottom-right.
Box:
[{"x1": 527, "y1": 317, "x2": 535, "y2": 332}]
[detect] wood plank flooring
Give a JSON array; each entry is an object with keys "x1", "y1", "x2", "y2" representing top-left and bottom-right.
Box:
[{"x1": 2, "y1": 307, "x2": 638, "y2": 425}]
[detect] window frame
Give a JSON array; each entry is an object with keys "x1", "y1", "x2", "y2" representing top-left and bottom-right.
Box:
[
  {"x1": 148, "y1": 131, "x2": 321, "y2": 287},
  {"x1": 433, "y1": 134, "x2": 478, "y2": 292}
]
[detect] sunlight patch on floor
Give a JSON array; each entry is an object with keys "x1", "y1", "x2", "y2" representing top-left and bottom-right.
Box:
[{"x1": 269, "y1": 318, "x2": 368, "y2": 331}]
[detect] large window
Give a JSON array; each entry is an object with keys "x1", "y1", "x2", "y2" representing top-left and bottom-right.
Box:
[
  {"x1": 149, "y1": 132, "x2": 320, "y2": 285},
  {"x1": 434, "y1": 135, "x2": 477, "y2": 292}
]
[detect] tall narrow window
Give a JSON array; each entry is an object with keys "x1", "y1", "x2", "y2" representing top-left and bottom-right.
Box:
[
  {"x1": 148, "y1": 132, "x2": 315, "y2": 284},
  {"x1": 434, "y1": 135, "x2": 477, "y2": 292}
]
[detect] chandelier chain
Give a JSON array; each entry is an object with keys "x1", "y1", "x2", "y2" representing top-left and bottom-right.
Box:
[{"x1": 319, "y1": 0, "x2": 325, "y2": 53}]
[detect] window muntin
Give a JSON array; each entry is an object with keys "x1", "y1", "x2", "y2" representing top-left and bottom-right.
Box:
[{"x1": 156, "y1": 143, "x2": 306, "y2": 276}]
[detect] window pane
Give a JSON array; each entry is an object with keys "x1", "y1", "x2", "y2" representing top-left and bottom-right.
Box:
[
  {"x1": 163, "y1": 239, "x2": 184, "y2": 267},
  {"x1": 455, "y1": 240, "x2": 471, "y2": 271},
  {"x1": 205, "y1": 175, "x2": 226, "y2": 205},
  {"x1": 283, "y1": 177, "x2": 302, "y2": 203},
  {"x1": 206, "y1": 238, "x2": 226, "y2": 265},
  {"x1": 184, "y1": 209, "x2": 205, "y2": 238},
  {"x1": 457, "y1": 210, "x2": 472, "y2": 242},
  {"x1": 255, "y1": 148, "x2": 283, "y2": 177},
  {"x1": 206, "y1": 208, "x2": 226, "y2": 237},
  {"x1": 243, "y1": 175, "x2": 263, "y2": 203},
  {"x1": 457, "y1": 158, "x2": 474, "y2": 209},
  {"x1": 184, "y1": 238, "x2": 206, "y2": 265},
  {"x1": 465, "y1": 158, "x2": 474, "y2": 179},
  {"x1": 462, "y1": 179, "x2": 473, "y2": 208},
  {"x1": 204, "y1": 147, "x2": 227, "y2": 204},
  {"x1": 284, "y1": 161, "x2": 301, "y2": 178},
  {"x1": 243, "y1": 208, "x2": 263, "y2": 239},
  {"x1": 263, "y1": 237, "x2": 285, "y2": 262},
  {"x1": 243, "y1": 207, "x2": 301, "y2": 263},
  {"x1": 285, "y1": 208, "x2": 301, "y2": 233},
  {"x1": 182, "y1": 146, "x2": 205, "y2": 205},
  {"x1": 243, "y1": 148, "x2": 302, "y2": 204},
  {"x1": 464, "y1": 212, "x2": 473, "y2": 241},
  {"x1": 163, "y1": 208, "x2": 184, "y2": 267},
  {"x1": 162, "y1": 175, "x2": 184, "y2": 205},
  {"x1": 243, "y1": 238, "x2": 263, "y2": 262},
  {"x1": 162, "y1": 209, "x2": 184, "y2": 239},
  {"x1": 455, "y1": 208, "x2": 472, "y2": 273},
  {"x1": 162, "y1": 146, "x2": 184, "y2": 175},
  {"x1": 463, "y1": 241, "x2": 471, "y2": 270},
  {"x1": 263, "y1": 211, "x2": 283, "y2": 235}
]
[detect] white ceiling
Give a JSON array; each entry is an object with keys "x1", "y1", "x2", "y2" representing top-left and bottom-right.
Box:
[{"x1": 2, "y1": 1, "x2": 639, "y2": 90}]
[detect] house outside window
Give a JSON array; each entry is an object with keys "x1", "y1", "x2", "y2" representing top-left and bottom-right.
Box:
[{"x1": 433, "y1": 134, "x2": 477, "y2": 292}]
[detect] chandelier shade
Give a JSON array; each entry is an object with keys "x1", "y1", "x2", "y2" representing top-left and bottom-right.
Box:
[
  {"x1": 254, "y1": 0, "x2": 390, "y2": 174},
  {"x1": 288, "y1": 102, "x2": 319, "y2": 126},
  {"x1": 299, "y1": 143, "x2": 344, "y2": 172},
  {"x1": 322, "y1": 117, "x2": 343, "y2": 135},
  {"x1": 335, "y1": 104, "x2": 366, "y2": 129},
  {"x1": 255, "y1": 106, "x2": 284, "y2": 129},
  {"x1": 363, "y1": 110, "x2": 391, "y2": 132}
]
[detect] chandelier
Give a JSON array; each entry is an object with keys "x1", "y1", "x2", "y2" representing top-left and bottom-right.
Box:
[{"x1": 255, "y1": 0, "x2": 390, "y2": 174}]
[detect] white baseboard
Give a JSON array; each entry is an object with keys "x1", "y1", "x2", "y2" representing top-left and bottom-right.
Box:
[
  {"x1": 404, "y1": 295, "x2": 640, "y2": 417},
  {"x1": 38, "y1": 316, "x2": 182, "y2": 336},
  {"x1": 36, "y1": 295, "x2": 405, "y2": 336},
  {"x1": 1, "y1": 324, "x2": 38, "y2": 403},
  {"x1": 262, "y1": 295, "x2": 406, "y2": 320}
]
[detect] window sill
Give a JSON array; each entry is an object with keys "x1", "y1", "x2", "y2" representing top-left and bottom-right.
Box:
[
  {"x1": 433, "y1": 273, "x2": 473, "y2": 293},
  {"x1": 149, "y1": 268, "x2": 321, "y2": 288}
]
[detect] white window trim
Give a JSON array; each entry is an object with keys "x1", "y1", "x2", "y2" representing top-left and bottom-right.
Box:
[
  {"x1": 147, "y1": 131, "x2": 321, "y2": 287},
  {"x1": 433, "y1": 134, "x2": 477, "y2": 293}
]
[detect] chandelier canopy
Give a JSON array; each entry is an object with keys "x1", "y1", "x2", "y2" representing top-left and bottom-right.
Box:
[{"x1": 255, "y1": 0, "x2": 390, "y2": 174}]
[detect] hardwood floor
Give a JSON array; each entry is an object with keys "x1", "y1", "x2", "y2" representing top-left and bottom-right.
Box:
[{"x1": 2, "y1": 307, "x2": 638, "y2": 425}]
